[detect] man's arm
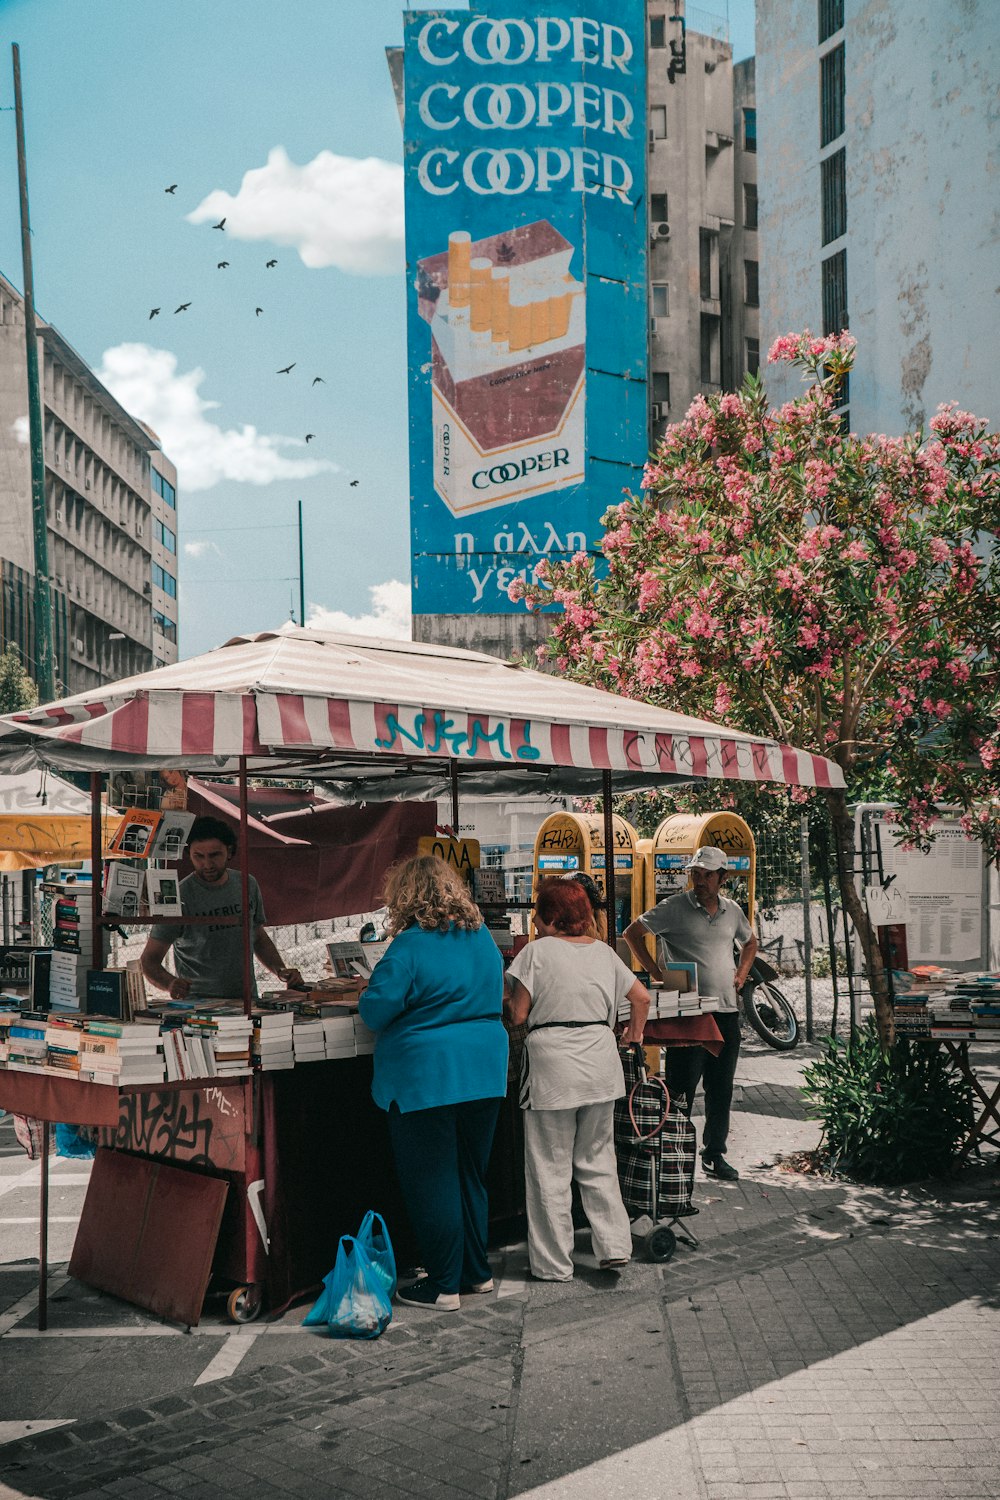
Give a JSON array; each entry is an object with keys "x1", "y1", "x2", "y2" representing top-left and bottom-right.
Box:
[
  {"x1": 734, "y1": 931, "x2": 759, "y2": 992},
  {"x1": 140, "y1": 935, "x2": 190, "y2": 1001},
  {"x1": 253, "y1": 927, "x2": 304, "y2": 988},
  {"x1": 623, "y1": 918, "x2": 664, "y2": 983}
]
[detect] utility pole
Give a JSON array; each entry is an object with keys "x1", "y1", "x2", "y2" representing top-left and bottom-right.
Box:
[
  {"x1": 297, "y1": 500, "x2": 305, "y2": 626},
  {"x1": 12, "y1": 44, "x2": 55, "y2": 703}
]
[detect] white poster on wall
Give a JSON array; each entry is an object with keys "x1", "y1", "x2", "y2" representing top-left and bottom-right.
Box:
[{"x1": 870, "y1": 819, "x2": 984, "y2": 965}]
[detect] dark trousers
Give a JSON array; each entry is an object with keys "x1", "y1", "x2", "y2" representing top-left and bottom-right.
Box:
[
  {"x1": 664, "y1": 1011, "x2": 742, "y2": 1159},
  {"x1": 387, "y1": 1097, "x2": 502, "y2": 1294}
]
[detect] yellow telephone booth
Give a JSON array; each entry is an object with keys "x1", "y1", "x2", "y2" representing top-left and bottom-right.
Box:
[
  {"x1": 647, "y1": 811, "x2": 756, "y2": 917},
  {"x1": 532, "y1": 811, "x2": 644, "y2": 966}
]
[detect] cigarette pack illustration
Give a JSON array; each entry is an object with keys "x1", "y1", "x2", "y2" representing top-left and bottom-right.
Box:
[{"x1": 417, "y1": 220, "x2": 586, "y2": 516}]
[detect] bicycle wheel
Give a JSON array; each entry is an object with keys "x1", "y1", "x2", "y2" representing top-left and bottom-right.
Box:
[{"x1": 743, "y1": 981, "x2": 799, "y2": 1051}]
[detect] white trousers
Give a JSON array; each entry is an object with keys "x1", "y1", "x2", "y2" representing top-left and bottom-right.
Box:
[{"x1": 523, "y1": 1101, "x2": 633, "y2": 1280}]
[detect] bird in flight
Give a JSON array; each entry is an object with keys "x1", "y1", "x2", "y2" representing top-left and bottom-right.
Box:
[
  {"x1": 217, "y1": 261, "x2": 229, "y2": 269},
  {"x1": 212, "y1": 217, "x2": 226, "y2": 230},
  {"x1": 312, "y1": 376, "x2": 325, "y2": 385},
  {"x1": 305, "y1": 434, "x2": 315, "y2": 444},
  {"x1": 149, "y1": 308, "x2": 160, "y2": 320},
  {"x1": 255, "y1": 307, "x2": 263, "y2": 317},
  {"x1": 164, "y1": 184, "x2": 177, "y2": 194},
  {"x1": 349, "y1": 480, "x2": 359, "y2": 488},
  {"x1": 277, "y1": 363, "x2": 296, "y2": 374},
  {"x1": 174, "y1": 303, "x2": 191, "y2": 314},
  {"x1": 266, "y1": 259, "x2": 278, "y2": 268}
]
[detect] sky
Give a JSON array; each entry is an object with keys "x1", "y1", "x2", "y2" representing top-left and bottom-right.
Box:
[{"x1": 0, "y1": 0, "x2": 755, "y2": 659}]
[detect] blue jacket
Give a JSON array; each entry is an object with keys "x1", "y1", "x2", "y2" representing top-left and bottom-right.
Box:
[{"x1": 359, "y1": 923, "x2": 508, "y2": 1114}]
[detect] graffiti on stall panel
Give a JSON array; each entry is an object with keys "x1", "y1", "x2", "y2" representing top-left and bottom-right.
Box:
[
  {"x1": 375, "y1": 709, "x2": 540, "y2": 761},
  {"x1": 109, "y1": 1087, "x2": 246, "y2": 1172}
]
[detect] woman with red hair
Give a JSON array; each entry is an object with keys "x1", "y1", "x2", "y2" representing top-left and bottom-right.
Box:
[{"x1": 505, "y1": 879, "x2": 650, "y2": 1280}]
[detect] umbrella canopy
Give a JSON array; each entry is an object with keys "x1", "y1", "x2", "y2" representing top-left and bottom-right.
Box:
[
  {"x1": 0, "y1": 623, "x2": 843, "y2": 797},
  {"x1": 0, "y1": 769, "x2": 122, "y2": 871}
]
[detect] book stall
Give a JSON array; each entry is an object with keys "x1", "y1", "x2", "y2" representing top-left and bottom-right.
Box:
[
  {"x1": 0, "y1": 623, "x2": 840, "y2": 1330},
  {"x1": 893, "y1": 969, "x2": 1000, "y2": 1161}
]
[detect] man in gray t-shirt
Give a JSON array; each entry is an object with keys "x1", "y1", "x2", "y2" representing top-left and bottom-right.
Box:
[
  {"x1": 624, "y1": 846, "x2": 757, "y2": 1181},
  {"x1": 141, "y1": 816, "x2": 303, "y2": 1001}
]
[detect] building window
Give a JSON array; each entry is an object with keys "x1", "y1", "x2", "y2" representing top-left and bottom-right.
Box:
[
  {"x1": 820, "y1": 43, "x2": 845, "y2": 147},
  {"x1": 650, "y1": 105, "x2": 667, "y2": 140},
  {"x1": 819, "y1": 0, "x2": 844, "y2": 43},
  {"x1": 652, "y1": 371, "x2": 670, "y2": 407},
  {"x1": 151, "y1": 469, "x2": 176, "y2": 509},
  {"x1": 745, "y1": 259, "x2": 759, "y2": 307},
  {"x1": 743, "y1": 182, "x2": 758, "y2": 230},
  {"x1": 822, "y1": 248, "x2": 848, "y2": 334},
  {"x1": 651, "y1": 192, "x2": 669, "y2": 223},
  {"x1": 152, "y1": 563, "x2": 177, "y2": 599},
  {"x1": 153, "y1": 519, "x2": 176, "y2": 553},
  {"x1": 746, "y1": 337, "x2": 760, "y2": 376},
  {"x1": 153, "y1": 611, "x2": 177, "y2": 644},
  {"x1": 699, "y1": 229, "x2": 714, "y2": 300},
  {"x1": 821, "y1": 148, "x2": 847, "y2": 244},
  {"x1": 743, "y1": 108, "x2": 756, "y2": 152},
  {"x1": 700, "y1": 315, "x2": 720, "y2": 384},
  {"x1": 650, "y1": 15, "x2": 666, "y2": 48},
  {"x1": 651, "y1": 283, "x2": 670, "y2": 318}
]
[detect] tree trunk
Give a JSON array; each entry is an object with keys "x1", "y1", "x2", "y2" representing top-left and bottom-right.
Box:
[{"x1": 823, "y1": 787, "x2": 895, "y2": 1048}]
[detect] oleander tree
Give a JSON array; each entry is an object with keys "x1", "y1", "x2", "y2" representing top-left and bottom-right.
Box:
[{"x1": 512, "y1": 332, "x2": 1000, "y2": 1044}]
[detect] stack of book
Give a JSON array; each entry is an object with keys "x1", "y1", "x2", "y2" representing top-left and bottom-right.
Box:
[
  {"x1": 188, "y1": 1011, "x2": 253, "y2": 1077},
  {"x1": 45, "y1": 1014, "x2": 84, "y2": 1074},
  {"x1": 354, "y1": 1015, "x2": 376, "y2": 1056},
  {"x1": 5, "y1": 1015, "x2": 47, "y2": 1072},
  {"x1": 293, "y1": 1016, "x2": 326, "y2": 1063},
  {"x1": 253, "y1": 1010, "x2": 295, "y2": 1071},
  {"x1": 79, "y1": 1018, "x2": 166, "y2": 1086},
  {"x1": 893, "y1": 992, "x2": 932, "y2": 1038},
  {"x1": 48, "y1": 882, "x2": 94, "y2": 1009},
  {"x1": 618, "y1": 990, "x2": 718, "y2": 1024},
  {"x1": 323, "y1": 1014, "x2": 357, "y2": 1060}
]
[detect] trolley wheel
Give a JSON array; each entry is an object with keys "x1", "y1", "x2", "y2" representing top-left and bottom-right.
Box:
[
  {"x1": 742, "y1": 981, "x2": 800, "y2": 1051},
  {"x1": 226, "y1": 1284, "x2": 263, "y2": 1324},
  {"x1": 645, "y1": 1226, "x2": 676, "y2": 1263}
]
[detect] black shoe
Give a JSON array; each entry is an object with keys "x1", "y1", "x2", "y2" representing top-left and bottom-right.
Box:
[
  {"x1": 395, "y1": 1281, "x2": 460, "y2": 1312},
  {"x1": 702, "y1": 1154, "x2": 739, "y2": 1181}
]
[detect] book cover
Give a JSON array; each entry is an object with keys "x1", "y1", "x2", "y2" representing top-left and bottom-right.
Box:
[
  {"x1": 148, "y1": 812, "x2": 196, "y2": 863},
  {"x1": 103, "y1": 864, "x2": 145, "y2": 918},
  {"x1": 145, "y1": 869, "x2": 183, "y2": 917},
  {"x1": 85, "y1": 970, "x2": 126, "y2": 1019},
  {"x1": 107, "y1": 808, "x2": 162, "y2": 859}
]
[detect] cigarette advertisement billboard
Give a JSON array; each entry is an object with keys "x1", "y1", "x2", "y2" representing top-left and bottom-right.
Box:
[{"x1": 403, "y1": 1, "x2": 649, "y2": 617}]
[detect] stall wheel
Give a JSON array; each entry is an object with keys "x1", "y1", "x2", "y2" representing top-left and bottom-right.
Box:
[
  {"x1": 226, "y1": 1284, "x2": 263, "y2": 1324},
  {"x1": 645, "y1": 1225, "x2": 677, "y2": 1263}
]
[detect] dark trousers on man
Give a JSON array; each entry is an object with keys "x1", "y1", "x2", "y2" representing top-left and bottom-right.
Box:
[
  {"x1": 388, "y1": 1097, "x2": 502, "y2": 1294},
  {"x1": 663, "y1": 1012, "x2": 741, "y2": 1160}
]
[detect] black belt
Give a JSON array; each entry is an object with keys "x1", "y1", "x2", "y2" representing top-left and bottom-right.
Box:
[{"x1": 528, "y1": 1020, "x2": 611, "y2": 1031}]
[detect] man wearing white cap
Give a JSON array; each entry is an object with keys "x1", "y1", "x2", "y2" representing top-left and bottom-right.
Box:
[{"x1": 624, "y1": 846, "x2": 757, "y2": 1180}]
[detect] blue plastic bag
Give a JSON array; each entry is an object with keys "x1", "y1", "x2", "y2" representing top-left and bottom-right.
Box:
[
  {"x1": 325, "y1": 1236, "x2": 392, "y2": 1340},
  {"x1": 356, "y1": 1210, "x2": 397, "y2": 1299},
  {"x1": 55, "y1": 1123, "x2": 97, "y2": 1160}
]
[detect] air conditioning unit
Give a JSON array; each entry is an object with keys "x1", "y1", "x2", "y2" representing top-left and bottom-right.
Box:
[
  {"x1": 143, "y1": 581, "x2": 151, "y2": 595},
  {"x1": 73, "y1": 637, "x2": 85, "y2": 654},
  {"x1": 652, "y1": 402, "x2": 669, "y2": 422},
  {"x1": 54, "y1": 510, "x2": 63, "y2": 525},
  {"x1": 648, "y1": 128, "x2": 656, "y2": 150},
  {"x1": 652, "y1": 221, "x2": 671, "y2": 242}
]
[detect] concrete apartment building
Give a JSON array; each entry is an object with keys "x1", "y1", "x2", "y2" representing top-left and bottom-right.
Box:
[
  {"x1": 757, "y1": 0, "x2": 999, "y2": 433},
  {"x1": 647, "y1": 7, "x2": 760, "y2": 442},
  {"x1": 0, "y1": 271, "x2": 178, "y2": 697}
]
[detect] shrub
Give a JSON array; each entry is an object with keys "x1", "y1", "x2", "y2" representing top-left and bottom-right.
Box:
[{"x1": 801, "y1": 1018, "x2": 974, "y2": 1184}]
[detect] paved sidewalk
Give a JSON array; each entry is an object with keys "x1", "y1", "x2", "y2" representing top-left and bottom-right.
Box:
[{"x1": 1, "y1": 1040, "x2": 998, "y2": 1500}]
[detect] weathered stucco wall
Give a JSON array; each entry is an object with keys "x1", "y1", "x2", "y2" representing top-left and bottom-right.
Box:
[{"x1": 758, "y1": 0, "x2": 999, "y2": 433}]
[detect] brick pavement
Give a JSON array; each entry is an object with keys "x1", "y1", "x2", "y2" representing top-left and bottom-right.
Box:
[{"x1": 1, "y1": 1040, "x2": 998, "y2": 1500}]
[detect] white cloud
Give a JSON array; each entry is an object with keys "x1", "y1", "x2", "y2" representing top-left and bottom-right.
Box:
[
  {"x1": 97, "y1": 343, "x2": 338, "y2": 493},
  {"x1": 184, "y1": 540, "x2": 222, "y2": 560},
  {"x1": 187, "y1": 146, "x2": 404, "y2": 275},
  {"x1": 12, "y1": 416, "x2": 29, "y2": 444},
  {"x1": 307, "y1": 581, "x2": 411, "y2": 640}
]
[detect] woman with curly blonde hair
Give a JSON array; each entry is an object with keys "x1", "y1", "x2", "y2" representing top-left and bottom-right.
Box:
[{"x1": 360, "y1": 856, "x2": 508, "y2": 1312}]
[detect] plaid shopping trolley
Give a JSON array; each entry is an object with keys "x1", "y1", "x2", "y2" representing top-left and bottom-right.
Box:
[{"x1": 614, "y1": 1044, "x2": 700, "y2": 1262}]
